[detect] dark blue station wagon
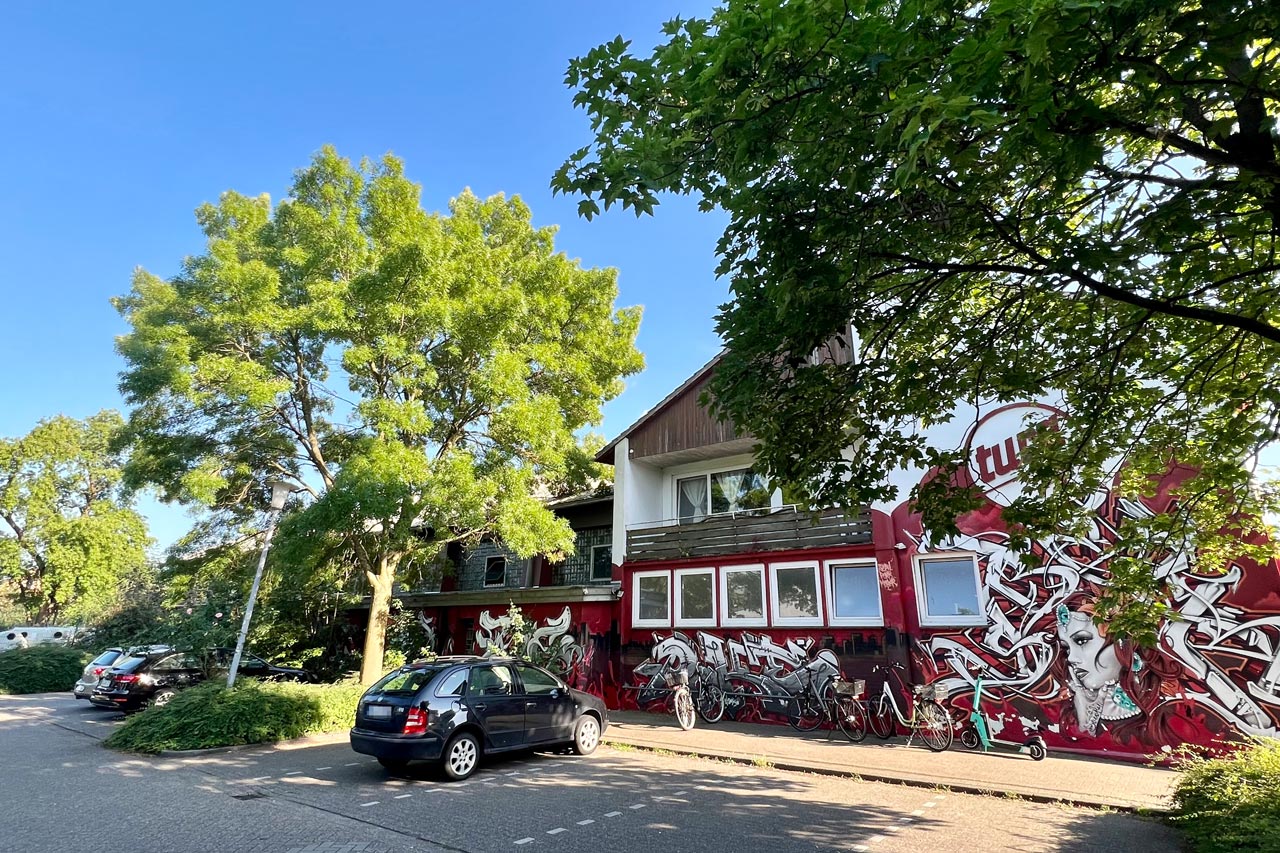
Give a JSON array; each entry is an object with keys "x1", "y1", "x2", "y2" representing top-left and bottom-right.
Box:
[{"x1": 349, "y1": 656, "x2": 608, "y2": 780}]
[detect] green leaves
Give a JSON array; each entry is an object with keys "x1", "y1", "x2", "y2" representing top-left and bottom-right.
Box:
[
  {"x1": 560, "y1": 0, "x2": 1280, "y2": 638},
  {"x1": 0, "y1": 411, "x2": 149, "y2": 623}
]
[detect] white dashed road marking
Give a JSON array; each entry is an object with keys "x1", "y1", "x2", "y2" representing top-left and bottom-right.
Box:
[
  {"x1": 316, "y1": 766, "x2": 331, "y2": 770},
  {"x1": 395, "y1": 794, "x2": 412, "y2": 799},
  {"x1": 911, "y1": 809, "x2": 925, "y2": 816},
  {"x1": 628, "y1": 803, "x2": 646, "y2": 810},
  {"x1": 345, "y1": 762, "x2": 360, "y2": 766},
  {"x1": 576, "y1": 819, "x2": 595, "y2": 826},
  {"x1": 514, "y1": 838, "x2": 534, "y2": 846},
  {"x1": 361, "y1": 801, "x2": 379, "y2": 808},
  {"x1": 284, "y1": 771, "x2": 302, "y2": 776},
  {"x1": 547, "y1": 828, "x2": 567, "y2": 835},
  {"x1": 604, "y1": 811, "x2": 622, "y2": 817},
  {"x1": 923, "y1": 802, "x2": 937, "y2": 808}
]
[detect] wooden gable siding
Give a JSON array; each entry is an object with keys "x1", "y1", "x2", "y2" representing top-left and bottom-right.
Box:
[{"x1": 627, "y1": 371, "x2": 745, "y2": 460}]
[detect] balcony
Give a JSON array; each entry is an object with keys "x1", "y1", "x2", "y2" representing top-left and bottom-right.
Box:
[{"x1": 625, "y1": 505, "x2": 873, "y2": 562}]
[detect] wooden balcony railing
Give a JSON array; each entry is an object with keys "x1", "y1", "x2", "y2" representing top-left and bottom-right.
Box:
[{"x1": 625, "y1": 505, "x2": 872, "y2": 561}]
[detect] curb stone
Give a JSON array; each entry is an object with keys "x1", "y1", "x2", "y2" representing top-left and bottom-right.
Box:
[{"x1": 154, "y1": 730, "x2": 350, "y2": 757}]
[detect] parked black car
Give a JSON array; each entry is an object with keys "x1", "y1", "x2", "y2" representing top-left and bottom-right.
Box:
[
  {"x1": 90, "y1": 647, "x2": 315, "y2": 711},
  {"x1": 208, "y1": 648, "x2": 317, "y2": 683},
  {"x1": 350, "y1": 656, "x2": 607, "y2": 781},
  {"x1": 89, "y1": 649, "x2": 205, "y2": 711},
  {"x1": 73, "y1": 645, "x2": 173, "y2": 700}
]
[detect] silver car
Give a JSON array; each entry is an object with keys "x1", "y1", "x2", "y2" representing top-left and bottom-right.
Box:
[{"x1": 74, "y1": 648, "x2": 126, "y2": 700}]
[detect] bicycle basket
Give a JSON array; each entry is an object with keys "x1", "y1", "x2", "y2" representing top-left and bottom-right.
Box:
[
  {"x1": 834, "y1": 678, "x2": 865, "y2": 698},
  {"x1": 663, "y1": 669, "x2": 689, "y2": 688},
  {"x1": 913, "y1": 683, "x2": 938, "y2": 701}
]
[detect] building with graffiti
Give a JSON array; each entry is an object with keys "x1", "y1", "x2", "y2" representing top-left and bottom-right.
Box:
[
  {"x1": 599, "y1": 356, "x2": 1280, "y2": 762},
  {"x1": 375, "y1": 488, "x2": 625, "y2": 706}
]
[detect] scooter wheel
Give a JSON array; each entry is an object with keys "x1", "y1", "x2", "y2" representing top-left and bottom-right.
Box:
[
  {"x1": 1028, "y1": 741, "x2": 1047, "y2": 761},
  {"x1": 960, "y1": 728, "x2": 981, "y2": 750}
]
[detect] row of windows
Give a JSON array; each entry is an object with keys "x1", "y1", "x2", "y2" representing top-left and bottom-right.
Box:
[
  {"x1": 482, "y1": 545, "x2": 613, "y2": 587},
  {"x1": 631, "y1": 554, "x2": 984, "y2": 629}
]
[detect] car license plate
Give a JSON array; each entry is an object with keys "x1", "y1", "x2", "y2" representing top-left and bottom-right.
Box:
[{"x1": 365, "y1": 704, "x2": 392, "y2": 719}]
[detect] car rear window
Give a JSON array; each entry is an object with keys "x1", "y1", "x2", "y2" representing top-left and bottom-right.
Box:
[
  {"x1": 369, "y1": 666, "x2": 446, "y2": 696},
  {"x1": 91, "y1": 650, "x2": 123, "y2": 667},
  {"x1": 113, "y1": 655, "x2": 151, "y2": 673}
]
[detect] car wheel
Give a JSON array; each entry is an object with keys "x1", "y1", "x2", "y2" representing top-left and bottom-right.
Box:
[
  {"x1": 150, "y1": 688, "x2": 178, "y2": 709},
  {"x1": 572, "y1": 714, "x2": 601, "y2": 756},
  {"x1": 378, "y1": 757, "x2": 410, "y2": 772},
  {"x1": 442, "y1": 731, "x2": 480, "y2": 781}
]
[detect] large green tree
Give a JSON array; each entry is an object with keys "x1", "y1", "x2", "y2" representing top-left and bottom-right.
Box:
[
  {"x1": 115, "y1": 147, "x2": 642, "y2": 682},
  {"x1": 0, "y1": 411, "x2": 149, "y2": 623},
  {"x1": 555, "y1": 0, "x2": 1280, "y2": 633}
]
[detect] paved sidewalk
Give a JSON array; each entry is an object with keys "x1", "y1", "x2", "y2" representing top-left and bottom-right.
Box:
[{"x1": 601, "y1": 710, "x2": 1180, "y2": 813}]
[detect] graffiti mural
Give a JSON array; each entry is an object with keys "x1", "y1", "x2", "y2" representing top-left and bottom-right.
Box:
[
  {"x1": 629, "y1": 629, "x2": 842, "y2": 720},
  {"x1": 474, "y1": 606, "x2": 589, "y2": 683},
  {"x1": 916, "y1": 494, "x2": 1280, "y2": 756}
]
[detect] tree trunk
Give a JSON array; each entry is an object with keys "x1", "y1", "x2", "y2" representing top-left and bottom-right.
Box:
[{"x1": 359, "y1": 557, "x2": 397, "y2": 685}]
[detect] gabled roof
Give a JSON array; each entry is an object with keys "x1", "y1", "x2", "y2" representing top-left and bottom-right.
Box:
[{"x1": 595, "y1": 351, "x2": 725, "y2": 465}]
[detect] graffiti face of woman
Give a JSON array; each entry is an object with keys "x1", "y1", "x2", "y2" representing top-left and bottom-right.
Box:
[{"x1": 1059, "y1": 610, "x2": 1122, "y2": 692}]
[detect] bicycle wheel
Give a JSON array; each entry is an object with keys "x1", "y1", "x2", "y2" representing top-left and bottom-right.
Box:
[
  {"x1": 674, "y1": 688, "x2": 696, "y2": 731},
  {"x1": 868, "y1": 694, "x2": 895, "y2": 739},
  {"x1": 787, "y1": 690, "x2": 823, "y2": 732},
  {"x1": 835, "y1": 696, "x2": 869, "y2": 742},
  {"x1": 696, "y1": 680, "x2": 726, "y2": 724},
  {"x1": 917, "y1": 701, "x2": 954, "y2": 752},
  {"x1": 724, "y1": 676, "x2": 764, "y2": 722}
]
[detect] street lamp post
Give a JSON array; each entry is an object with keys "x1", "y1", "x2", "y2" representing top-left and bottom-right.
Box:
[{"x1": 227, "y1": 479, "x2": 294, "y2": 689}]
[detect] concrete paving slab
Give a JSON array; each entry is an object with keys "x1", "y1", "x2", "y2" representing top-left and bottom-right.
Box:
[{"x1": 602, "y1": 710, "x2": 1180, "y2": 812}]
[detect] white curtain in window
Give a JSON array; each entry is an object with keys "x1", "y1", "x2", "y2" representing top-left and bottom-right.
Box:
[
  {"x1": 717, "y1": 470, "x2": 746, "y2": 512},
  {"x1": 679, "y1": 477, "x2": 708, "y2": 522}
]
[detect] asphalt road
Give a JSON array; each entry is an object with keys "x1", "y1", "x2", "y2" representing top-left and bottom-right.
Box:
[{"x1": 1, "y1": 693, "x2": 1184, "y2": 853}]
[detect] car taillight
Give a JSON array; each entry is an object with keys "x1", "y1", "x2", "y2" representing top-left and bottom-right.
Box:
[
  {"x1": 403, "y1": 707, "x2": 429, "y2": 734},
  {"x1": 115, "y1": 674, "x2": 139, "y2": 684},
  {"x1": 93, "y1": 667, "x2": 105, "y2": 677}
]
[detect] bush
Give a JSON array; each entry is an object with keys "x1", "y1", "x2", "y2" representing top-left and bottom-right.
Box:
[
  {"x1": 1170, "y1": 738, "x2": 1280, "y2": 853},
  {"x1": 0, "y1": 645, "x2": 87, "y2": 693},
  {"x1": 103, "y1": 679, "x2": 367, "y2": 754}
]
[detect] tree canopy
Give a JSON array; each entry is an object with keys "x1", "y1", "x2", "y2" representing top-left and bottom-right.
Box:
[
  {"x1": 554, "y1": 0, "x2": 1280, "y2": 631},
  {"x1": 116, "y1": 147, "x2": 643, "y2": 680},
  {"x1": 0, "y1": 411, "x2": 149, "y2": 623}
]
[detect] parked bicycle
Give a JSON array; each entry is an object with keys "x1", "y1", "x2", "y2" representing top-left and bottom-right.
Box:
[
  {"x1": 867, "y1": 661, "x2": 953, "y2": 751},
  {"x1": 661, "y1": 663, "x2": 697, "y2": 730},
  {"x1": 782, "y1": 668, "x2": 869, "y2": 742},
  {"x1": 689, "y1": 661, "x2": 726, "y2": 724}
]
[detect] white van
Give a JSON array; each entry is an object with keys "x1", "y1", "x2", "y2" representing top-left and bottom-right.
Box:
[{"x1": 0, "y1": 626, "x2": 78, "y2": 652}]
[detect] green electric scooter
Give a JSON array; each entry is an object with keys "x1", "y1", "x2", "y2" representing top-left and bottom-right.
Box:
[{"x1": 959, "y1": 666, "x2": 1048, "y2": 761}]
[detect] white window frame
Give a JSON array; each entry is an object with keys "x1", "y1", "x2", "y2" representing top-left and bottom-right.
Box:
[
  {"x1": 589, "y1": 544, "x2": 613, "y2": 582},
  {"x1": 484, "y1": 556, "x2": 507, "y2": 588},
  {"x1": 673, "y1": 567, "x2": 717, "y2": 628},
  {"x1": 632, "y1": 570, "x2": 671, "y2": 628},
  {"x1": 719, "y1": 563, "x2": 767, "y2": 627},
  {"x1": 665, "y1": 454, "x2": 780, "y2": 522},
  {"x1": 768, "y1": 560, "x2": 823, "y2": 627},
  {"x1": 912, "y1": 552, "x2": 986, "y2": 627},
  {"x1": 823, "y1": 559, "x2": 884, "y2": 627}
]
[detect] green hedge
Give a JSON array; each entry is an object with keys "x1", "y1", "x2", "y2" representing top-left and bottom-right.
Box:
[
  {"x1": 104, "y1": 679, "x2": 367, "y2": 754},
  {"x1": 0, "y1": 645, "x2": 87, "y2": 693},
  {"x1": 1170, "y1": 739, "x2": 1280, "y2": 853}
]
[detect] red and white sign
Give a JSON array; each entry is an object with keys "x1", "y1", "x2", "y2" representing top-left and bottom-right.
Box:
[{"x1": 964, "y1": 403, "x2": 1063, "y2": 506}]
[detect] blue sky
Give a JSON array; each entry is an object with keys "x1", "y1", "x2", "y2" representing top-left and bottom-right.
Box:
[{"x1": 0, "y1": 3, "x2": 726, "y2": 549}]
